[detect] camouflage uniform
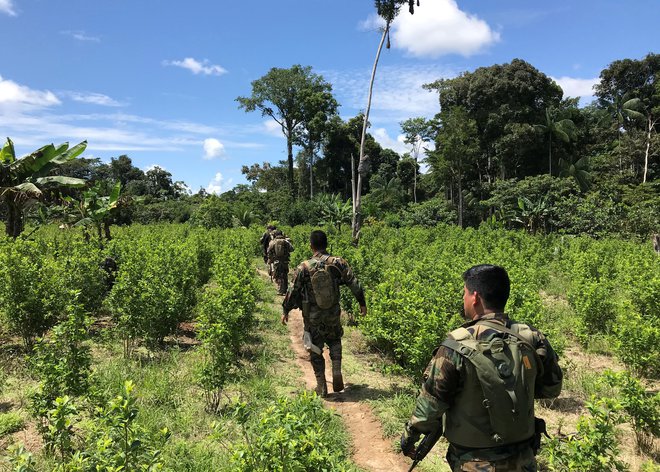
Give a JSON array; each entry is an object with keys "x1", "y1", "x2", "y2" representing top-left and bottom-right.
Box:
[
  {"x1": 267, "y1": 236, "x2": 294, "y2": 295},
  {"x1": 259, "y1": 229, "x2": 274, "y2": 263},
  {"x1": 405, "y1": 313, "x2": 562, "y2": 471},
  {"x1": 282, "y1": 251, "x2": 366, "y2": 395}
]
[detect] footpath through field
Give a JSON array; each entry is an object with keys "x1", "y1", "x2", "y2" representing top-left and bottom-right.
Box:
[{"x1": 257, "y1": 268, "x2": 411, "y2": 472}]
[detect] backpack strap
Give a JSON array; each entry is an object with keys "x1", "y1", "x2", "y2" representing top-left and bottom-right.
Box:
[{"x1": 476, "y1": 320, "x2": 544, "y2": 376}]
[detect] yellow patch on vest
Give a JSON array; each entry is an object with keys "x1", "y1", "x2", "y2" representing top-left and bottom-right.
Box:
[{"x1": 522, "y1": 355, "x2": 532, "y2": 370}]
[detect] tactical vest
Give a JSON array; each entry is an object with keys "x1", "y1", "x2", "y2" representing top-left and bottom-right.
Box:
[
  {"x1": 305, "y1": 254, "x2": 340, "y2": 310},
  {"x1": 442, "y1": 320, "x2": 541, "y2": 448}
]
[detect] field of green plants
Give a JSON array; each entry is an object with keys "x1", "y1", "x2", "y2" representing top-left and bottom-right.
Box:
[{"x1": 0, "y1": 223, "x2": 658, "y2": 471}]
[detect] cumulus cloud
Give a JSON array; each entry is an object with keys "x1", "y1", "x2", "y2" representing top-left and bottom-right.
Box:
[
  {"x1": 328, "y1": 64, "x2": 453, "y2": 123},
  {"x1": 389, "y1": 0, "x2": 499, "y2": 58},
  {"x1": 372, "y1": 128, "x2": 408, "y2": 155},
  {"x1": 0, "y1": 0, "x2": 16, "y2": 16},
  {"x1": 67, "y1": 92, "x2": 124, "y2": 107},
  {"x1": 61, "y1": 30, "x2": 100, "y2": 42},
  {"x1": 163, "y1": 57, "x2": 227, "y2": 76},
  {"x1": 552, "y1": 76, "x2": 599, "y2": 98},
  {"x1": 263, "y1": 120, "x2": 283, "y2": 137},
  {"x1": 203, "y1": 138, "x2": 225, "y2": 159},
  {"x1": 0, "y1": 75, "x2": 60, "y2": 110},
  {"x1": 206, "y1": 172, "x2": 233, "y2": 195}
]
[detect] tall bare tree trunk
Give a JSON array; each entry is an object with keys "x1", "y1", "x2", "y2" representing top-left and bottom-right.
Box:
[
  {"x1": 351, "y1": 153, "x2": 356, "y2": 214},
  {"x1": 6, "y1": 200, "x2": 23, "y2": 238},
  {"x1": 413, "y1": 156, "x2": 417, "y2": 204},
  {"x1": 352, "y1": 22, "x2": 389, "y2": 243},
  {"x1": 309, "y1": 147, "x2": 314, "y2": 198},
  {"x1": 642, "y1": 116, "x2": 656, "y2": 184},
  {"x1": 286, "y1": 131, "x2": 295, "y2": 198}
]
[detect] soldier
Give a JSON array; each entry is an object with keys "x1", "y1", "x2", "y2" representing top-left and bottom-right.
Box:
[
  {"x1": 267, "y1": 230, "x2": 294, "y2": 295},
  {"x1": 282, "y1": 230, "x2": 367, "y2": 397},
  {"x1": 259, "y1": 225, "x2": 276, "y2": 264},
  {"x1": 400, "y1": 264, "x2": 563, "y2": 471}
]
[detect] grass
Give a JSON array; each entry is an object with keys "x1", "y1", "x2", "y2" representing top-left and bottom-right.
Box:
[{"x1": 0, "y1": 411, "x2": 24, "y2": 438}]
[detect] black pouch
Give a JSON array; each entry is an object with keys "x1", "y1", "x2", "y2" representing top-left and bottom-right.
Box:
[{"x1": 532, "y1": 417, "x2": 549, "y2": 454}]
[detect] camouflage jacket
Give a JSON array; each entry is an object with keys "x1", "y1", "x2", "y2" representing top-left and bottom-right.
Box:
[
  {"x1": 260, "y1": 230, "x2": 274, "y2": 253},
  {"x1": 282, "y1": 251, "x2": 366, "y2": 324},
  {"x1": 407, "y1": 313, "x2": 562, "y2": 443}
]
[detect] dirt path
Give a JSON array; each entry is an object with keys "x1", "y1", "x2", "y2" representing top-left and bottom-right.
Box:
[{"x1": 285, "y1": 307, "x2": 410, "y2": 472}]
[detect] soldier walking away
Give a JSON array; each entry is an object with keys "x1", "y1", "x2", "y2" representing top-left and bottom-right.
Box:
[
  {"x1": 400, "y1": 264, "x2": 563, "y2": 471},
  {"x1": 282, "y1": 230, "x2": 367, "y2": 397},
  {"x1": 267, "y1": 230, "x2": 294, "y2": 295},
  {"x1": 259, "y1": 225, "x2": 276, "y2": 265}
]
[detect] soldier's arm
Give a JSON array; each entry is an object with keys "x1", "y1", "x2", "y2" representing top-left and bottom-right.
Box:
[
  {"x1": 282, "y1": 267, "x2": 305, "y2": 316},
  {"x1": 334, "y1": 258, "x2": 366, "y2": 307},
  {"x1": 533, "y1": 331, "x2": 563, "y2": 399},
  {"x1": 406, "y1": 346, "x2": 461, "y2": 436}
]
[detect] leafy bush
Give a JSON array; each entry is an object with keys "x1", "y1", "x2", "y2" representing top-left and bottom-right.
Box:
[
  {"x1": 190, "y1": 196, "x2": 234, "y2": 229},
  {"x1": 603, "y1": 370, "x2": 660, "y2": 452},
  {"x1": 218, "y1": 392, "x2": 354, "y2": 472},
  {"x1": 29, "y1": 300, "x2": 92, "y2": 433},
  {"x1": 0, "y1": 411, "x2": 25, "y2": 437},
  {"x1": 197, "y1": 246, "x2": 256, "y2": 411},
  {"x1": 107, "y1": 232, "x2": 198, "y2": 353},
  {"x1": 0, "y1": 239, "x2": 64, "y2": 347},
  {"x1": 542, "y1": 398, "x2": 628, "y2": 472}
]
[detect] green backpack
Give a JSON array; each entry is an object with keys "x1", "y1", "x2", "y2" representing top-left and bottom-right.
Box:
[
  {"x1": 309, "y1": 255, "x2": 339, "y2": 310},
  {"x1": 442, "y1": 320, "x2": 542, "y2": 447},
  {"x1": 273, "y1": 238, "x2": 289, "y2": 258}
]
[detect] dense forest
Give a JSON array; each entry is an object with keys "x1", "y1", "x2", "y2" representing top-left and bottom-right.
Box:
[{"x1": 1, "y1": 54, "x2": 658, "y2": 242}]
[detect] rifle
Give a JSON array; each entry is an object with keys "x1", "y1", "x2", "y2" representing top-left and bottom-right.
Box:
[{"x1": 408, "y1": 426, "x2": 443, "y2": 472}]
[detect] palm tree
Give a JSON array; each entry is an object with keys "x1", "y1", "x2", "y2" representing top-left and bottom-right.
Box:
[
  {"x1": 536, "y1": 108, "x2": 576, "y2": 175},
  {"x1": 559, "y1": 156, "x2": 592, "y2": 192},
  {"x1": 1, "y1": 138, "x2": 87, "y2": 238},
  {"x1": 352, "y1": 0, "x2": 419, "y2": 242}
]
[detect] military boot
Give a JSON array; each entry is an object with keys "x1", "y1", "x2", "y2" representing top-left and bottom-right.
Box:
[
  {"x1": 315, "y1": 374, "x2": 328, "y2": 398},
  {"x1": 332, "y1": 362, "x2": 344, "y2": 392}
]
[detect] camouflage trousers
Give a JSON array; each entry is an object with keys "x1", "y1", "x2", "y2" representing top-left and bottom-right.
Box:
[
  {"x1": 307, "y1": 318, "x2": 343, "y2": 377},
  {"x1": 273, "y1": 261, "x2": 289, "y2": 294},
  {"x1": 446, "y1": 444, "x2": 537, "y2": 472}
]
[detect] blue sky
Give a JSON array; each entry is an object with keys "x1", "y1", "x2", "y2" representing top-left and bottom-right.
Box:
[{"x1": 1, "y1": 0, "x2": 658, "y2": 193}]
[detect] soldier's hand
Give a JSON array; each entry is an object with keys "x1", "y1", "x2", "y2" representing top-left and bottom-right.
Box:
[
  {"x1": 359, "y1": 305, "x2": 367, "y2": 316},
  {"x1": 400, "y1": 431, "x2": 418, "y2": 458},
  {"x1": 281, "y1": 313, "x2": 288, "y2": 325}
]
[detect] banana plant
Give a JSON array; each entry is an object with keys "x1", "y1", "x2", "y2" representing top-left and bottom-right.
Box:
[
  {"x1": 70, "y1": 181, "x2": 121, "y2": 247},
  {"x1": 0, "y1": 138, "x2": 87, "y2": 238}
]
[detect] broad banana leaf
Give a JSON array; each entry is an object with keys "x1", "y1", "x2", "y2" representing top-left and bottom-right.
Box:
[
  {"x1": 73, "y1": 217, "x2": 94, "y2": 227},
  {"x1": 34, "y1": 141, "x2": 88, "y2": 177},
  {"x1": 35, "y1": 176, "x2": 87, "y2": 188},
  {"x1": 108, "y1": 181, "x2": 121, "y2": 205},
  {"x1": 0, "y1": 137, "x2": 15, "y2": 164},
  {"x1": 13, "y1": 182, "x2": 42, "y2": 196}
]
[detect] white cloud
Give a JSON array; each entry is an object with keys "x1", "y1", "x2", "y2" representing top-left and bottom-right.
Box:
[
  {"x1": 389, "y1": 0, "x2": 499, "y2": 58},
  {"x1": 552, "y1": 76, "x2": 599, "y2": 98},
  {"x1": 61, "y1": 30, "x2": 100, "y2": 42},
  {"x1": 263, "y1": 120, "x2": 283, "y2": 137},
  {"x1": 328, "y1": 64, "x2": 453, "y2": 123},
  {"x1": 0, "y1": 75, "x2": 60, "y2": 110},
  {"x1": 372, "y1": 128, "x2": 408, "y2": 155},
  {"x1": 144, "y1": 164, "x2": 167, "y2": 172},
  {"x1": 203, "y1": 138, "x2": 225, "y2": 159},
  {"x1": 358, "y1": 13, "x2": 383, "y2": 32},
  {"x1": 0, "y1": 0, "x2": 16, "y2": 16},
  {"x1": 67, "y1": 92, "x2": 124, "y2": 107},
  {"x1": 206, "y1": 172, "x2": 233, "y2": 195},
  {"x1": 163, "y1": 57, "x2": 227, "y2": 76}
]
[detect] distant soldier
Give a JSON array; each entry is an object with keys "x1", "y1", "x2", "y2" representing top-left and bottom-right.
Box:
[
  {"x1": 267, "y1": 230, "x2": 294, "y2": 295},
  {"x1": 653, "y1": 233, "x2": 659, "y2": 255},
  {"x1": 400, "y1": 264, "x2": 563, "y2": 471},
  {"x1": 259, "y1": 225, "x2": 276, "y2": 264},
  {"x1": 282, "y1": 230, "x2": 367, "y2": 397}
]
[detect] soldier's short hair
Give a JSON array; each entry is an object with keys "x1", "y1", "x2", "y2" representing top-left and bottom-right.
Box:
[
  {"x1": 462, "y1": 264, "x2": 510, "y2": 311},
  {"x1": 310, "y1": 230, "x2": 328, "y2": 251},
  {"x1": 267, "y1": 225, "x2": 276, "y2": 231},
  {"x1": 273, "y1": 229, "x2": 283, "y2": 237}
]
